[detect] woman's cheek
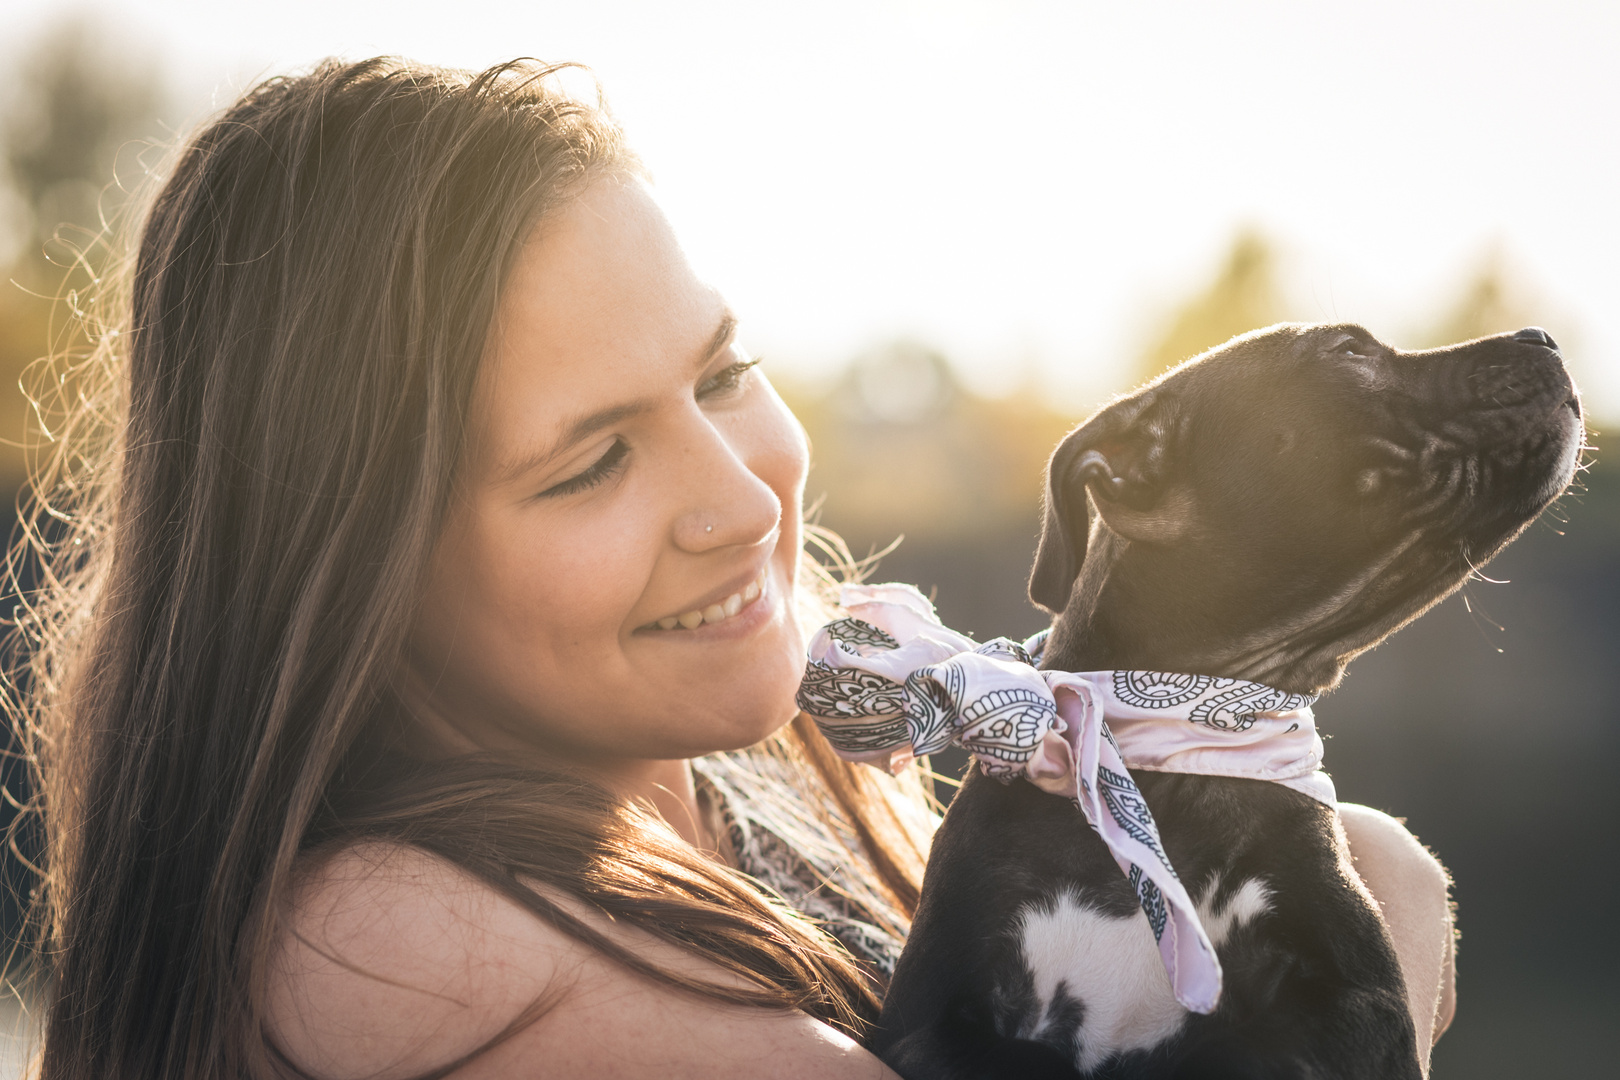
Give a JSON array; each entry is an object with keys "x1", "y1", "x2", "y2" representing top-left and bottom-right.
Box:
[
  {"x1": 756, "y1": 376, "x2": 811, "y2": 495},
  {"x1": 751, "y1": 378, "x2": 812, "y2": 658},
  {"x1": 539, "y1": 495, "x2": 660, "y2": 644}
]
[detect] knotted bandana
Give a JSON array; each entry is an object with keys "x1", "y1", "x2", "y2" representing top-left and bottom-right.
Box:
[{"x1": 796, "y1": 582, "x2": 1332, "y2": 1015}]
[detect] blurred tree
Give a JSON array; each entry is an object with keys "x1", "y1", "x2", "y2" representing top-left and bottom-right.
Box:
[
  {"x1": 780, "y1": 341, "x2": 1075, "y2": 548},
  {"x1": 1133, "y1": 228, "x2": 1288, "y2": 387},
  {"x1": 0, "y1": 17, "x2": 167, "y2": 486},
  {"x1": 1420, "y1": 245, "x2": 1541, "y2": 348},
  {"x1": 2, "y1": 16, "x2": 165, "y2": 275}
]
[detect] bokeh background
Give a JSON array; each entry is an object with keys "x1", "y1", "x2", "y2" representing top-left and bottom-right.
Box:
[{"x1": 0, "y1": 2, "x2": 1615, "y2": 1076}]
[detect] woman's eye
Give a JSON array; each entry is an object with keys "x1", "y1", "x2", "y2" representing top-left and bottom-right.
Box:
[
  {"x1": 537, "y1": 438, "x2": 629, "y2": 498},
  {"x1": 697, "y1": 357, "x2": 760, "y2": 399}
]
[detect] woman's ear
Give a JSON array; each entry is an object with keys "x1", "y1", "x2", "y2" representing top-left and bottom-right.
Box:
[{"x1": 1028, "y1": 388, "x2": 1189, "y2": 614}]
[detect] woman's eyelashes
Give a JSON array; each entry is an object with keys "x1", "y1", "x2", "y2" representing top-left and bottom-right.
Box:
[
  {"x1": 537, "y1": 437, "x2": 629, "y2": 498},
  {"x1": 536, "y1": 357, "x2": 757, "y2": 500},
  {"x1": 697, "y1": 357, "x2": 760, "y2": 400}
]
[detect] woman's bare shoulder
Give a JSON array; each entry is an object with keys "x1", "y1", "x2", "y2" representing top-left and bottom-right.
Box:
[
  {"x1": 1336, "y1": 803, "x2": 1456, "y2": 1065},
  {"x1": 265, "y1": 842, "x2": 896, "y2": 1080},
  {"x1": 265, "y1": 843, "x2": 574, "y2": 1078}
]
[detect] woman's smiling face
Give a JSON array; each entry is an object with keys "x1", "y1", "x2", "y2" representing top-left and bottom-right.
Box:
[{"x1": 409, "y1": 177, "x2": 810, "y2": 765}]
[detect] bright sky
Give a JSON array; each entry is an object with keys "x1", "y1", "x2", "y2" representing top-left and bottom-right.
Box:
[{"x1": 5, "y1": 0, "x2": 1618, "y2": 416}]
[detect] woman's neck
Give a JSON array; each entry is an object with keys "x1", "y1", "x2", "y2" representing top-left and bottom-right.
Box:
[{"x1": 598, "y1": 755, "x2": 716, "y2": 853}]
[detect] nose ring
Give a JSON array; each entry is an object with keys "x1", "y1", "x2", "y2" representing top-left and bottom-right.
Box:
[{"x1": 705, "y1": 524, "x2": 714, "y2": 533}]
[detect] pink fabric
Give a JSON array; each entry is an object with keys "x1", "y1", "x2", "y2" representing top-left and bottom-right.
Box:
[
  {"x1": 798, "y1": 583, "x2": 1334, "y2": 1014},
  {"x1": 1031, "y1": 673, "x2": 1335, "y2": 806}
]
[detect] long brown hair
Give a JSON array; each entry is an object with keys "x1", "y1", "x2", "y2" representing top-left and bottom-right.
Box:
[{"x1": 7, "y1": 57, "x2": 930, "y2": 1079}]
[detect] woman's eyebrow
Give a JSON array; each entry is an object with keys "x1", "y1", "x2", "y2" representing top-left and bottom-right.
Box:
[
  {"x1": 493, "y1": 310, "x2": 740, "y2": 487},
  {"x1": 699, "y1": 311, "x2": 739, "y2": 371}
]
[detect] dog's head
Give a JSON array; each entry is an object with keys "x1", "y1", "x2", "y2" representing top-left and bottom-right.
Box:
[{"x1": 1032, "y1": 323, "x2": 1585, "y2": 695}]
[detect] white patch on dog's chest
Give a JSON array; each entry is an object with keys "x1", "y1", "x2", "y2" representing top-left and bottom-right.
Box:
[{"x1": 1013, "y1": 877, "x2": 1272, "y2": 1072}]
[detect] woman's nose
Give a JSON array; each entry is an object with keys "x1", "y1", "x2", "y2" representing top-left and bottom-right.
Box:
[{"x1": 671, "y1": 432, "x2": 782, "y2": 554}]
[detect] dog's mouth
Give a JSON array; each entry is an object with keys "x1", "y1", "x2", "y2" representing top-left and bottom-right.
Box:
[{"x1": 1365, "y1": 345, "x2": 1582, "y2": 523}]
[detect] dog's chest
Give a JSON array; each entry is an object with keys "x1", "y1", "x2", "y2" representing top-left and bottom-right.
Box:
[{"x1": 1001, "y1": 877, "x2": 1272, "y2": 1073}]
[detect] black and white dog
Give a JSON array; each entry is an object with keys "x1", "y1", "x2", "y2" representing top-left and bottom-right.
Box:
[{"x1": 870, "y1": 324, "x2": 1584, "y2": 1079}]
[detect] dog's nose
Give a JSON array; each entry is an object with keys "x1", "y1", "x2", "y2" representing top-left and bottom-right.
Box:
[{"x1": 1514, "y1": 326, "x2": 1559, "y2": 349}]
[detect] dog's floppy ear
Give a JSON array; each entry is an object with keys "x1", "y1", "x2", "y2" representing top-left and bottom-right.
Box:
[{"x1": 1029, "y1": 388, "x2": 1187, "y2": 614}]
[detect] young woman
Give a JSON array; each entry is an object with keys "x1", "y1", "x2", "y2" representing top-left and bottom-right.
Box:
[{"x1": 14, "y1": 58, "x2": 1454, "y2": 1079}]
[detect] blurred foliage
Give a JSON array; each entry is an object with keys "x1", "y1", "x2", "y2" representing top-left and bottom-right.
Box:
[
  {"x1": 0, "y1": 288, "x2": 50, "y2": 488},
  {"x1": 3, "y1": 18, "x2": 164, "y2": 266},
  {"x1": 779, "y1": 341, "x2": 1075, "y2": 549},
  {"x1": 1129, "y1": 230, "x2": 1559, "y2": 392},
  {"x1": 0, "y1": 18, "x2": 167, "y2": 487},
  {"x1": 1419, "y1": 244, "x2": 1543, "y2": 348},
  {"x1": 1132, "y1": 227, "x2": 1287, "y2": 387}
]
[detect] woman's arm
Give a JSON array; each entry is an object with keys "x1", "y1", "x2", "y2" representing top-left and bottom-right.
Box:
[
  {"x1": 265, "y1": 844, "x2": 898, "y2": 1080},
  {"x1": 1337, "y1": 803, "x2": 1457, "y2": 1075},
  {"x1": 268, "y1": 822, "x2": 1452, "y2": 1080}
]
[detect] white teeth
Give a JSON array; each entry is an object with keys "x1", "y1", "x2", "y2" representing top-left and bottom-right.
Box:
[{"x1": 652, "y1": 568, "x2": 769, "y2": 631}]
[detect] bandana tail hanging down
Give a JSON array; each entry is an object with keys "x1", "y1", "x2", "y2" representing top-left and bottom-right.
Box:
[{"x1": 795, "y1": 582, "x2": 1331, "y2": 1016}]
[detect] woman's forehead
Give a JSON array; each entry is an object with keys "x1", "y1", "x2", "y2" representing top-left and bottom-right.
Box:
[{"x1": 468, "y1": 179, "x2": 731, "y2": 477}]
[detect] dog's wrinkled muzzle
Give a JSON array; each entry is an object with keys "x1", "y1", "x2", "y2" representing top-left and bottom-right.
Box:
[{"x1": 797, "y1": 582, "x2": 1334, "y2": 1016}]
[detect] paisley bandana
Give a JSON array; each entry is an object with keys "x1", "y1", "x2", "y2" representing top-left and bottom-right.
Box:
[{"x1": 796, "y1": 582, "x2": 1332, "y2": 1015}]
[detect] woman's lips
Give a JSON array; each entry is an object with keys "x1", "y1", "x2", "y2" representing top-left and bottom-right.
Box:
[{"x1": 642, "y1": 566, "x2": 769, "y2": 632}]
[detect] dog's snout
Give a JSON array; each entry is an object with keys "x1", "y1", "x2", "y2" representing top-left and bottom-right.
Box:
[{"x1": 1514, "y1": 326, "x2": 1558, "y2": 350}]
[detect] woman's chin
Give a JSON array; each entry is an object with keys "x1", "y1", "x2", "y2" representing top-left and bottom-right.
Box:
[{"x1": 668, "y1": 690, "x2": 803, "y2": 756}]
